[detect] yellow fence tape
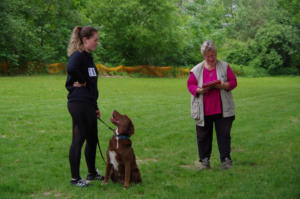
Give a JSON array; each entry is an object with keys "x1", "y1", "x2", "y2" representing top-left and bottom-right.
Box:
[
  {"x1": 95, "y1": 64, "x2": 188, "y2": 77},
  {"x1": 0, "y1": 62, "x2": 191, "y2": 77}
]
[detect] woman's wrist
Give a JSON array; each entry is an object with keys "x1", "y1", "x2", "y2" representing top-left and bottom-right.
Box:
[
  {"x1": 196, "y1": 87, "x2": 208, "y2": 94},
  {"x1": 222, "y1": 82, "x2": 230, "y2": 90},
  {"x1": 73, "y1": 81, "x2": 86, "y2": 87}
]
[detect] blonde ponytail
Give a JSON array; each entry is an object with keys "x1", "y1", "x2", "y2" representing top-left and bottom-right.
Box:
[
  {"x1": 67, "y1": 26, "x2": 84, "y2": 56},
  {"x1": 67, "y1": 26, "x2": 98, "y2": 56}
]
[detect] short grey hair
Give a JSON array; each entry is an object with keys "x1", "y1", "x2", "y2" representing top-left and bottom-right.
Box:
[{"x1": 201, "y1": 40, "x2": 217, "y2": 57}]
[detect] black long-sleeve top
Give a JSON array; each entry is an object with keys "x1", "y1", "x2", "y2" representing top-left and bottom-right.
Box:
[{"x1": 65, "y1": 51, "x2": 99, "y2": 110}]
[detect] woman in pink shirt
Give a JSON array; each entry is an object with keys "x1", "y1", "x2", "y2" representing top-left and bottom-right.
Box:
[{"x1": 187, "y1": 40, "x2": 237, "y2": 170}]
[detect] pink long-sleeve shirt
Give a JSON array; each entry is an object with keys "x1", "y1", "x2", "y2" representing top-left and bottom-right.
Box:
[{"x1": 187, "y1": 65, "x2": 237, "y2": 116}]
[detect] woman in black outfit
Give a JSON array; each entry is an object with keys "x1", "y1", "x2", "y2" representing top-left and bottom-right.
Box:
[{"x1": 65, "y1": 26, "x2": 104, "y2": 187}]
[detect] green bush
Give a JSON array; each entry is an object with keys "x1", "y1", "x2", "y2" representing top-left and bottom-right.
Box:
[
  {"x1": 225, "y1": 23, "x2": 300, "y2": 75},
  {"x1": 249, "y1": 23, "x2": 300, "y2": 75},
  {"x1": 230, "y1": 64, "x2": 268, "y2": 77},
  {"x1": 224, "y1": 40, "x2": 252, "y2": 66}
]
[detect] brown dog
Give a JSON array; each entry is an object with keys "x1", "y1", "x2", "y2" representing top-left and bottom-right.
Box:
[{"x1": 103, "y1": 110, "x2": 142, "y2": 189}]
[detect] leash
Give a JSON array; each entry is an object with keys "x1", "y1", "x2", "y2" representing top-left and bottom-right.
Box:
[
  {"x1": 98, "y1": 118, "x2": 115, "y2": 132},
  {"x1": 96, "y1": 135, "x2": 106, "y2": 165},
  {"x1": 96, "y1": 118, "x2": 115, "y2": 165}
]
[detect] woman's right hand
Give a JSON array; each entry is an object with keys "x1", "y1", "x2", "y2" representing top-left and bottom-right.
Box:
[
  {"x1": 73, "y1": 81, "x2": 86, "y2": 87},
  {"x1": 196, "y1": 87, "x2": 209, "y2": 95},
  {"x1": 96, "y1": 109, "x2": 101, "y2": 119}
]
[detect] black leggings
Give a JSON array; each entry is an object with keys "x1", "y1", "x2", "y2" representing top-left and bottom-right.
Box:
[{"x1": 68, "y1": 102, "x2": 98, "y2": 179}]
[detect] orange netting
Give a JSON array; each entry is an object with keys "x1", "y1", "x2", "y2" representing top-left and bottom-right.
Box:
[{"x1": 0, "y1": 62, "x2": 191, "y2": 77}]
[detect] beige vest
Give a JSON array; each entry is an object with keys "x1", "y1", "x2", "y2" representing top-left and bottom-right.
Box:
[{"x1": 190, "y1": 60, "x2": 235, "y2": 126}]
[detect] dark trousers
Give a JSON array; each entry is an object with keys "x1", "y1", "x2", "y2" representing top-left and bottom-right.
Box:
[
  {"x1": 68, "y1": 102, "x2": 98, "y2": 179},
  {"x1": 196, "y1": 114, "x2": 234, "y2": 162}
]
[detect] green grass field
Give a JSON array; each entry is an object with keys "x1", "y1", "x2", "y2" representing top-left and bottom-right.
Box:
[{"x1": 0, "y1": 75, "x2": 299, "y2": 199}]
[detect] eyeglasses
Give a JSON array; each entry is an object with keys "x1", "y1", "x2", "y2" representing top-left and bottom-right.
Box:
[{"x1": 205, "y1": 55, "x2": 216, "y2": 58}]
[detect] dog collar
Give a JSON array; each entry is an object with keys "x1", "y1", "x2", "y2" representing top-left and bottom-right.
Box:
[
  {"x1": 115, "y1": 128, "x2": 130, "y2": 140},
  {"x1": 116, "y1": 135, "x2": 130, "y2": 140}
]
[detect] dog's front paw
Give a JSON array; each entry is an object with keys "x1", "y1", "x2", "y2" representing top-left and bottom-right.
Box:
[{"x1": 123, "y1": 185, "x2": 129, "y2": 190}]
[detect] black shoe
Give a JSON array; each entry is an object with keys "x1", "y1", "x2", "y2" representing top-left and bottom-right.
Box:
[
  {"x1": 86, "y1": 169, "x2": 104, "y2": 181},
  {"x1": 70, "y1": 178, "x2": 90, "y2": 187}
]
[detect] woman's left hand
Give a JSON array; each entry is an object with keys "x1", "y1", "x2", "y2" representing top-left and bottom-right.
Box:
[
  {"x1": 214, "y1": 81, "x2": 230, "y2": 90},
  {"x1": 96, "y1": 109, "x2": 101, "y2": 118}
]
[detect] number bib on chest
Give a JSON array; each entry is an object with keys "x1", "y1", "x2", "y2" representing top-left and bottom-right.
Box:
[{"x1": 88, "y1": 67, "x2": 97, "y2": 77}]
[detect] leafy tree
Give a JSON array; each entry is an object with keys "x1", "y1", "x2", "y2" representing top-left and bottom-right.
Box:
[
  {"x1": 26, "y1": 0, "x2": 86, "y2": 62},
  {"x1": 0, "y1": 0, "x2": 86, "y2": 74},
  {"x1": 249, "y1": 23, "x2": 300, "y2": 74},
  {"x1": 0, "y1": 0, "x2": 37, "y2": 72},
  {"x1": 1, "y1": 0, "x2": 299, "y2": 75},
  {"x1": 224, "y1": 0, "x2": 300, "y2": 74},
  {"x1": 89, "y1": 0, "x2": 185, "y2": 66},
  {"x1": 180, "y1": 0, "x2": 234, "y2": 65},
  {"x1": 278, "y1": 0, "x2": 300, "y2": 25}
]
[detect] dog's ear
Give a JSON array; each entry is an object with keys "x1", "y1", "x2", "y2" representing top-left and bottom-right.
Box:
[{"x1": 128, "y1": 120, "x2": 135, "y2": 136}]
